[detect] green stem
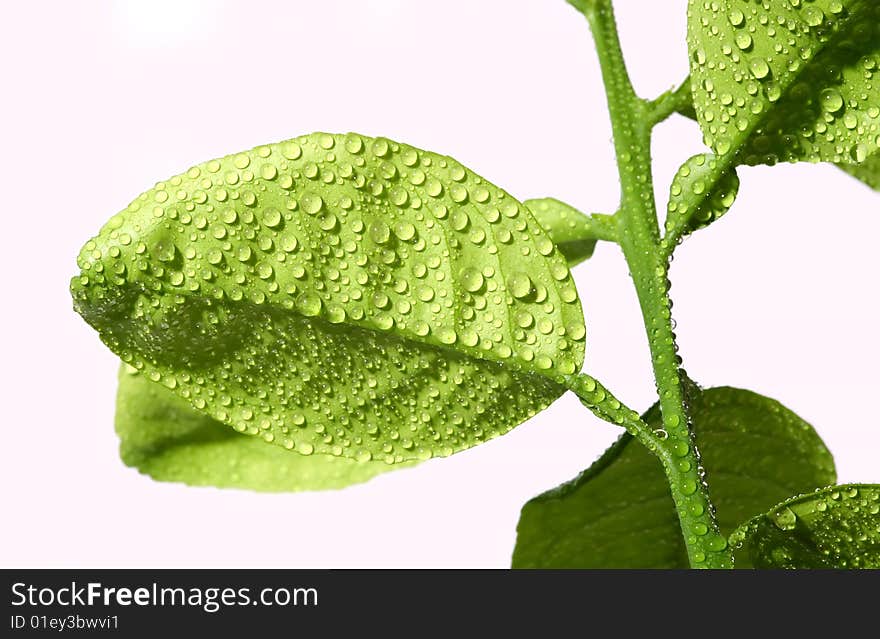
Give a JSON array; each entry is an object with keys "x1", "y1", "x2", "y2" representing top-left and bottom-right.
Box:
[
  {"x1": 648, "y1": 78, "x2": 694, "y2": 125},
  {"x1": 564, "y1": 373, "x2": 660, "y2": 449},
  {"x1": 577, "y1": 0, "x2": 733, "y2": 568},
  {"x1": 587, "y1": 212, "x2": 620, "y2": 243}
]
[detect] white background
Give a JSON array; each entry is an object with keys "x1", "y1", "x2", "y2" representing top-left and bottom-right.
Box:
[{"x1": 1, "y1": 0, "x2": 877, "y2": 567}]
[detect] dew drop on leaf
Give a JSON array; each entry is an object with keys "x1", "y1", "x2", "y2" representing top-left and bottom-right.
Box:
[{"x1": 507, "y1": 272, "x2": 533, "y2": 299}]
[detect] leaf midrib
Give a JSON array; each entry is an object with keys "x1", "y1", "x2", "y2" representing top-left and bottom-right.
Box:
[{"x1": 89, "y1": 275, "x2": 569, "y2": 389}]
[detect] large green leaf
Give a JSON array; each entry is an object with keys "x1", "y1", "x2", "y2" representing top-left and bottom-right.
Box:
[
  {"x1": 116, "y1": 364, "x2": 409, "y2": 491},
  {"x1": 524, "y1": 198, "x2": 614, "y2": 267},
  {"x1": 688, "y1": 0, "x2": 880, "y2": 166},
  {"x1": 730, "y1": 485, "x2": 880, "y2": 568},
  {"x1": 512, "y1": 386, "x2": 835, "y2": 568},
  {"x1": 72, "y1": 132, "x2": 585, "y2": 465},
  {"x1": 671, "y1": 77, "x2": 880, "y2": 193}
]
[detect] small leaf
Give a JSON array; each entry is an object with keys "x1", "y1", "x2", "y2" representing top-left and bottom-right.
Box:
[
  {"x1": 730, "y1": 485, "x2": 880, "y2": 569},
  {"x1": 838, "y1": 153, "x2": 880, "y2": 191},
  {"x1": 688, "y1": 0, "x2": 880, "y2": 166},
  {"x1": 116, "y1": 364, "x2": 409, "y2": 491},
  {"x1": 512, "y1": 386, "x2": 835, "y2": 568},
  {"x1": 664, "y1": 154, "x2": 740, "y2": 246},
  {"x1": 525, "y1": 198, "x2": 614, "y2": 266},
  {"x1": 72, "y1": 133, "x2": 585, "y2": 466}
]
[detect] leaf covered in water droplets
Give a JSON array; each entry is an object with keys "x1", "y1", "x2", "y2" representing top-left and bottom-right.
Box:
[
  {"x1": 672, "y1": 76, "x2": 880, "y2": 192},
  {"x1": 524, "y1": 198, "x2": 610, "y2": 267},
  {"x1": 688, "y1": 0, "x2": 880, "y2": 166},
  {"x1": 664, "y1": 154, "x2": 740, "y2": 247},
  {"x1": 71, "y1": 132, "x2": 585, "y2": 466},
  {"x1": 512, "y1": 386, "x2": 834, "y2": 568},
  {"x1": 730, "y1": 485, "x2": 880, "y2": 568},
  {"x1": 115, "y1": 364, "x2": 412, "y2": 491}
]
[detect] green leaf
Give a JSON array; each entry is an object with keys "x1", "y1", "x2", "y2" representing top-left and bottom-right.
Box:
[
  {"x1": 116, "y1": 364, "x2": 409, "y2": 491},
  {"x1": 71, "y1": 132, "x2": 585, "y2": 466},
  {"x1": 688, "y1": 0, "x2": 880, "y2": 166},
  {"x1": 524, "y1": 198, "x2": 615, "y2": 267},
  {"x1": 672, "y1": 76, "x2": 880, "y2": 193},
  {"x1": 838, "y1": 153, "x2": 880, "y2": 190},
  {"x1": 512, "y1": 386, "x2": 835, "y2": 568},
  {"x1": 664, "y1": 154, "x2": 740, "y2": 246},
  {"x1": 730, "y1": 485, "x2": 880, "y2": 568}
]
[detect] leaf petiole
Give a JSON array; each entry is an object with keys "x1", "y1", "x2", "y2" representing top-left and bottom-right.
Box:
[
  {"x1": 588, "y1": 212, "x2": 619, "y2": 242},
  {"x1": 563, "y1": 373, "x2": 661, "y2": 450},
  {"x1": 647, "y1": 78, "x2": 693, "y2": 126}
]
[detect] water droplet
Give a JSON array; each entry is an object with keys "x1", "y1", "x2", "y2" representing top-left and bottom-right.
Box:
[
  {"x1": 850, "y1": 143, "x2": 868, "y2": 163},
  {"x1": 803, "y1": 6, "x2": 824, "y2": 27},
  {"x1": 369, "y1": 220, "x2": 391, "y2": 244},
  {"x1": 296, "y1": 292, "x2": 322, "y2": 316},
  {"x1": 282, "y1": 141, "x2": 302, "y2": 160},
  {"x1": 735, "y1": 33, "x2": 752, "y2": 50},
  {"x1": 437, "y1": 327, "x2": 457, "y2": 344},
  {"x1": 728, "y1": 9, "x2": 744, "y2": 27},
  {"x1": 705, "y1": 535, "x2": 727, "y2": 552},
  {"x1": 772, "y1": 506, "x2": 798, "y2": 531},
  {"x1": 371, "y1": 138, "x2": 389, "y2": 157},
  {"x1": 262, "y1": 207, "x2": 282, "y2": 228},
  {"x1": 507, "y1": 272, "x2": 532, "y2": 299},
  {"x1": 280, "y1": 234, "x2": 298, "y2": 252},
  {"x1": 301, "y1": 193, "x2": 323, "y2": 215},
  {"x1": 820, "y1": 89, "x2": 844, "y2": 114},
  {"x1": 749, "y1": 58, "x2": 770, "y2": 80},
  {"x1": 394, "y1": 221, "x2": 416, "y2": 241},
  {"x1": 460, "y1": 267, "x2": 484, "y2": 292},
  {"x1": 449, "y1": 184, "x2": 468, "y2": 203},
  {"x1": 154, "y1": 240, "x2": 176, "y2": 262}
]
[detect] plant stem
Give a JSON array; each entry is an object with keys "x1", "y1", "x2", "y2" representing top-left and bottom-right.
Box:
[
  {"x1": 577, "y1": 0, "x2": 733, "y2": 568},
  {"x1": 648, "y1": 78, "x2": 694, "y2": 125},
  {"x1": 564, "y1": 373, "x2": 660, "y2": 448},
  {"x1": 586, "y1": 212, "x2": 620, "y2": 243}
]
